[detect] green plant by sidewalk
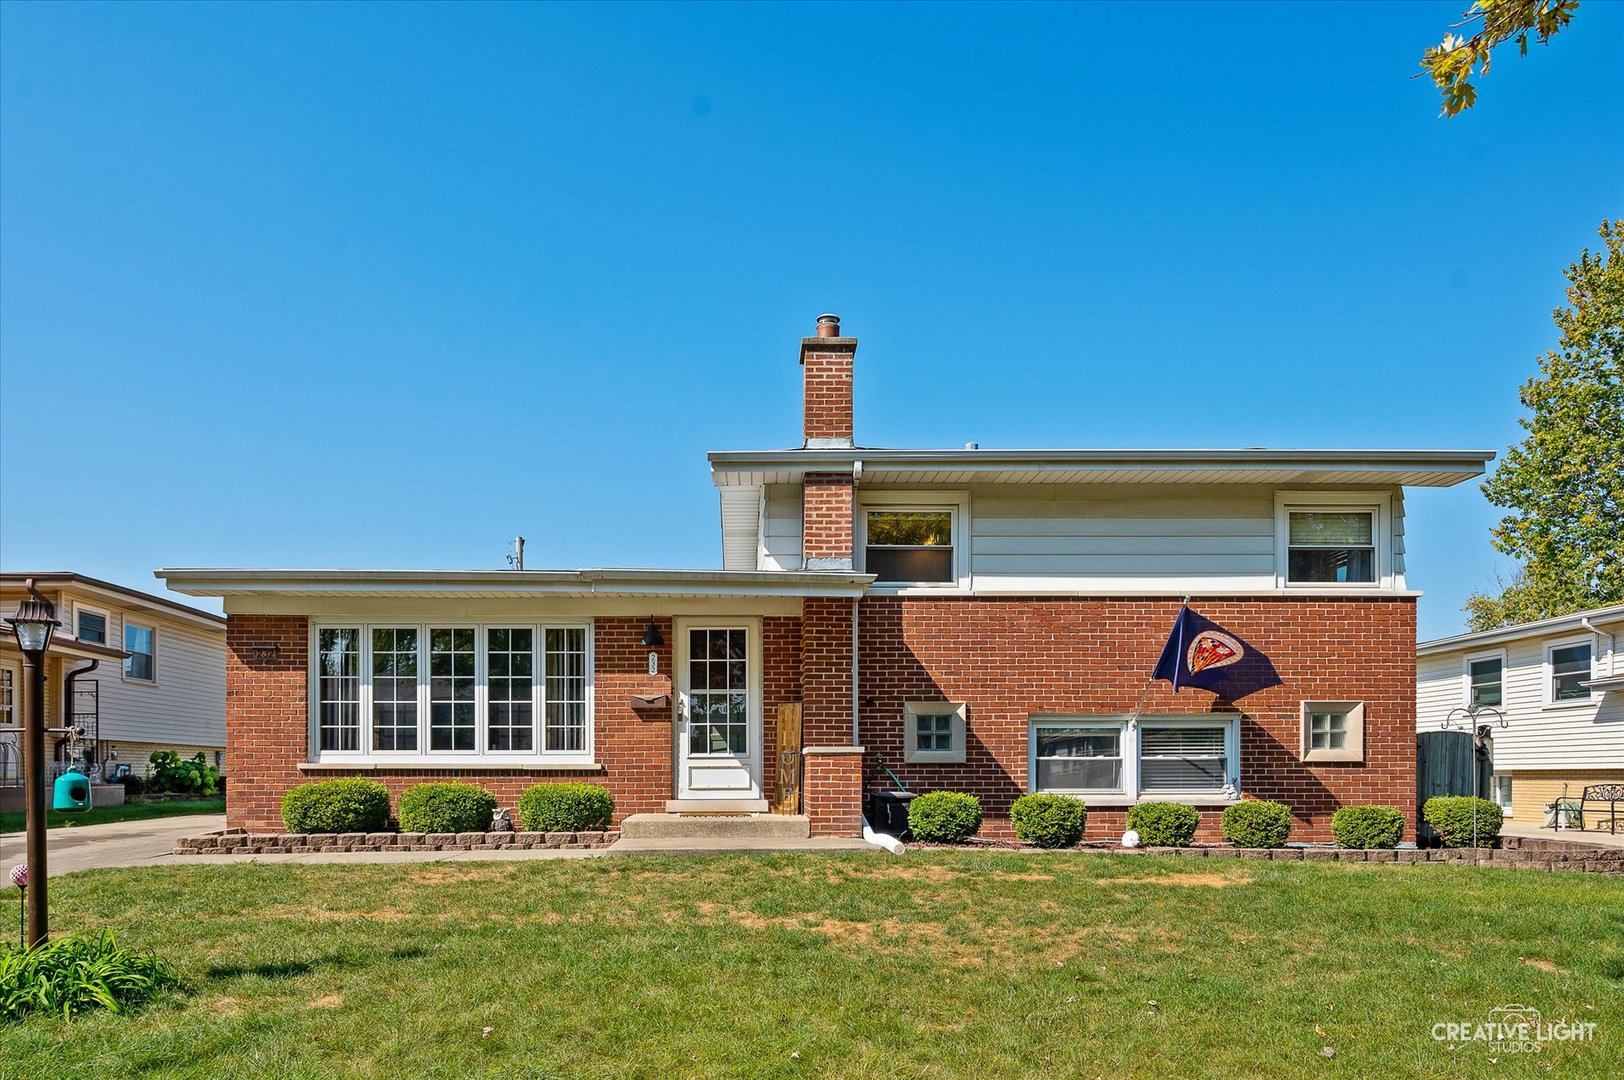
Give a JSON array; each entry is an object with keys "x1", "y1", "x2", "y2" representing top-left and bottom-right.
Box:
[{"x1": 0, "y1": 931, "x2": 179, "y2": 1021}]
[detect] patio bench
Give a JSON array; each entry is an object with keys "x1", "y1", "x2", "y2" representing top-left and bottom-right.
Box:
[{"x1": 1577, "y1": 784, "x2": 1624, "y2": 834}]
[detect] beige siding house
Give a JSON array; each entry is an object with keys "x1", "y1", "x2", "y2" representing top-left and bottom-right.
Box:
[
  {"x1": 1, "y1": 573, "x2": 226, "y2": 785},
  {"x1": 1417, "y1": 604, "x2": 1624, "y2": 824}
]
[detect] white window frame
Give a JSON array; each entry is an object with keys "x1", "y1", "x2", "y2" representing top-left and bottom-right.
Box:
[
  {"x1": 1299, "y1": 700, "x2": 1364, "y2": 763},
  {"x1": 903, "y1": 701, "x2": 967, "y2": 764},
  {"x1": 856, "y1": 491, "x2": 971, "y2": 593},
  {"x1": 122, "y1": 619, "x2": 158, "y2": 684},
  {"x1": 1544, "y1": 636, "x2": 1597, "y2": 707},
  {"x1": 308, "y1": 619, "x2": 595, "y2": 766},
  {"x1": 1274, "y1": 491, "x2": 1393, "y2": 590},
  {"x1": 74, "y1": 603, "x2": 111, "y2": 646},
  {"x1": 1028, "y1": 714, "x2": 1240, "y2": 804},
  {"x1": 1462, "y1": 649, "x2": 1507, "y2": 710},
  {"x1": 1493, "y1": 774, "x2": 1513, "y2": 817}
]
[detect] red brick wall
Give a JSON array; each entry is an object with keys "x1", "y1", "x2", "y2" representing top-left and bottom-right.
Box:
[
  {"x1": 225, "y1": 615, "x2": 678, "y2": 832},
  {"x1": 761, "y1": 615, "x2": 803, "y2": 807},
  {"x1": 802, "y1": 473, "x2": 854, "y2": 565},
  {"x1": 803, "y1": 748, "x2": 864, "y2": 836},
  {"x1": 801, "y1": 340, "x2": 855, "y2": 445},
  {"x1": 857, "y1": 596, "x2": 1418, "y2": 843},
  {"x1": 801, "y1": 597, "x2": 855, "y2": 748}
]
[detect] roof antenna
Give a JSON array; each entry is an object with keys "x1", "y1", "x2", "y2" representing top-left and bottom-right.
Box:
[{"x1": 507, "y1": 536, "x2": 525, "y2": 571}]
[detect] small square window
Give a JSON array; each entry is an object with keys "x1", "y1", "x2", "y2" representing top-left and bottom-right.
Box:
[
  {"x1": 1300, "y1": 701, "x2": 1363, "y2": 763},
  {"x1": 903, "y1": 702, "x2": 965, "y2": 763}
]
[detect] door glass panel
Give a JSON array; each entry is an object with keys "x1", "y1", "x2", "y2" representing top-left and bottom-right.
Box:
[{"x1": 688, "y1": 628, "x2": 748, "y2": 756}]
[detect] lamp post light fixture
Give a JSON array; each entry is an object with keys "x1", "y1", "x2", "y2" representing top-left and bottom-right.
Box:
[
  {"x1": 1442, "y1": 702, "x2": 1507, "y2": 849},
  {"x1": 5, "y1": 579, "x2": 59, "y2": 947}
]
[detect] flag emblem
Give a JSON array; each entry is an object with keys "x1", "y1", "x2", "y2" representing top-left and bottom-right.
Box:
[{"x1": 1187, "y1": 630, "x2": 1243, "y2": 675}]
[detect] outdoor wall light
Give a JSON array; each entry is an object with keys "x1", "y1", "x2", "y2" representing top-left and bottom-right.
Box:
[{"x1": 641, "y1": 618, "x2": 664, "y2": 648}]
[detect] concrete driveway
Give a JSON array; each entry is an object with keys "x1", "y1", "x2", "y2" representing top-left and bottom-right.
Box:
[{"x1": 0, "y1": 814, "x2": 226, "y2": 878}]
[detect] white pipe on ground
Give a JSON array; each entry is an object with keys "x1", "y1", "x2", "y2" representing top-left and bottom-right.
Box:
[{"x1": 862, "y1": 816, "x2": 905, "y2": 855}]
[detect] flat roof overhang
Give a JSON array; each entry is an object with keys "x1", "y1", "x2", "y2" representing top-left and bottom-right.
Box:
[
  {"x1": 707, "y1": 448, "x2": 1495, "y2": 488},
  {"x1": 156, "y1": 567, "x2": 875, "y2": 600}
]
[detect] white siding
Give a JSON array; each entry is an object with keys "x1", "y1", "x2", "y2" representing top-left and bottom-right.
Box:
[
  {"x1": 1417, "y1": 633, "x2": 1624, "y2": 771},
  {"x1": 719, "y1": 486, "x2": 761, "y2": 571},
  {"x1": 760, "y1": 484, "x2": 803, "y2": 571},
  {"x1": 64, "y1": 591, "x2": 225, "y2": 750}
]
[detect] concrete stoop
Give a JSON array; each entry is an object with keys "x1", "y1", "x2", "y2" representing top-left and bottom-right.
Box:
[{"x1": 618, "y1": 812, "x2": 812, "y2": 841}]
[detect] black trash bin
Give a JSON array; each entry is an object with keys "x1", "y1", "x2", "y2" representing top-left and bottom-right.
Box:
[{"x1": 868, "y1": 790, "x2": 916, "y2": 838}]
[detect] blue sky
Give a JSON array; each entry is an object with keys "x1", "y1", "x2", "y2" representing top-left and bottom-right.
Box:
[{"x1": 1, "y1": 1, "x2": 1619, "y2": 641}]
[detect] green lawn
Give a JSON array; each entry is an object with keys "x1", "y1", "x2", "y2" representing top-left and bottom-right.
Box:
[
  {"x1": 1, "y1": 852, "x2": 1620, "y2": 1078},
  {"x1": 0, "y1": 797, "x2": 224, "y2": 833}
]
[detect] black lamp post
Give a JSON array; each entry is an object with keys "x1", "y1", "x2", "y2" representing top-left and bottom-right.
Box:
[{"x1": 6, "y1": 579, "x2": 59, "y2": 946}]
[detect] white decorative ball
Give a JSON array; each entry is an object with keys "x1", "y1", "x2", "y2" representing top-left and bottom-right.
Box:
[
  {"x1": 1121, "y1": 829, "x2": 1141, "y2": 849},
  {"x1": 8, "y1": 864, "x2": 26, "y2": 889}
]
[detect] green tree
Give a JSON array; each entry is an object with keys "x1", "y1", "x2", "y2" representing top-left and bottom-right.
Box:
[
  {"x1": 1421, "y1": 0, "x2": 1580, "y2": 116},
  {"x1": 1465, "y1": 221, "x2": 1624, "y2": 631}
]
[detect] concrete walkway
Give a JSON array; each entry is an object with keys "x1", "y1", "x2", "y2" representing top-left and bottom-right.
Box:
[
  {"x1": 0, "y1": 814, "x2": 227, "y2": 878},
  {"x1": 1502, "y1": 822, "x2": 1624, "y2": 849}
]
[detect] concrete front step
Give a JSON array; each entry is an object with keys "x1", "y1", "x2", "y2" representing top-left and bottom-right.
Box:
[
  {"x1": 619, "y1": 812, "x2": 811, "y2": 840},
  {"x1": 609, "y1": 836, "x2": 875, "y2": 855}
]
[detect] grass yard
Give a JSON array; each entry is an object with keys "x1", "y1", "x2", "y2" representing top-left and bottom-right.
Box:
[
  {"x1": 0, "y1": 797, "x2": 224, "y2": 833},
  {"x1": 1, "y1": 852, "x2": 1620, "y2": 1079}
]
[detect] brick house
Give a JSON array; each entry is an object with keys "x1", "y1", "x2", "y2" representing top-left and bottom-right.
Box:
[{"x1": 160, "y1": 316, "x2": 1491, "y2": 841}]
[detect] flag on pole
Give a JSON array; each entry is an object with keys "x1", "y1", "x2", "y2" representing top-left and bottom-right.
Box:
[{"x1": 1151, "y1": 605, "x2": 1279, "y2": 698}]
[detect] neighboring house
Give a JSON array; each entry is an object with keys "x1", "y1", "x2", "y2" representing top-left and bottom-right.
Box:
[
  {"x1": 1417, "y1": 604, "x2": 1624, "y2": 824},
  {"x1": 0, "y1": 573, "x2": 227, "y2": 787},
  {"x1": 159, "y1": 316, "x2": 1491, "y2": 840}
]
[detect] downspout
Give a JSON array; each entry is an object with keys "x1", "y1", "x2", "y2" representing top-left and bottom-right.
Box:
[
  {"x1": 1579, "y1": 618, "x2": 1618, "y2": 676},
  {"x1": 63, "y1": 660, "x2": 99, "y2": 768},
  {"x1": 851, "y1": 597, "x2": 860, "y2": 744}
]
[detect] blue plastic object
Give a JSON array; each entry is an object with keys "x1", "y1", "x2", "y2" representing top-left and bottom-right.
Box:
[{"x1": 53, "y1": 769, "x2": 92, "y2": 812}]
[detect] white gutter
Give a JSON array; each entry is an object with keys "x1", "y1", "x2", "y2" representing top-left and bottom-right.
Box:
[{"x1": 1580, "y1": 617, "x2": 1619, "y2": 677}]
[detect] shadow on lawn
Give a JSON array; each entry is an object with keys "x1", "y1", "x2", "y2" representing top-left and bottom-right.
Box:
[{"x1": 205, "y1": 946, "x2": 427, "y2": 981}]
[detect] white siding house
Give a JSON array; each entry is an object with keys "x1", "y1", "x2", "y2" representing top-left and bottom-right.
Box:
[{"x1": 1416, "y1": 604, "x2": 1624, "y2": 824}]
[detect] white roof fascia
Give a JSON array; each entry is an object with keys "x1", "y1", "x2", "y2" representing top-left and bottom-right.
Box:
[
  {"x1": 155, "y1": 567, "x2": 873, "y2": 600},
  {"x1": 1418, "y1": 604, "x2": 1624, "y2": 656}
]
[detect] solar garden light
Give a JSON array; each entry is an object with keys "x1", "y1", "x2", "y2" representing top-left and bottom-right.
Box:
[
  {"x1": 6, "y1": 579, "x2": 60, "y2": 946},
  {"x1": 1442, "y1": 703, "x2": 1507, "y2": 849}
]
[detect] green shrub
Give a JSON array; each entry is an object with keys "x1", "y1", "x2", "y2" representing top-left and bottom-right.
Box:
[
  {"x1": 1125, "y1": 802, "x2": 1201, "y2": 846},
  {"x1": 147, "y1": 750, "x2": 219, "y2": 796},
  {"x1": 397, "y1": 782, "x2": 497, "y2": 833},
  {"x1": 1220, "y1": 800, "x2": 1293, "y2": 848},
  {"x1": 1009, "y1": 793, "x2": 1086, "y2": 848},
  {"x1": 1331, "y1": 804, "x2": 1405, "y2": 849},
  {"x1": 0, "y1": 931, "x2": 180, "y2": 1021},
  {"x1": 1423, "y1": 796, "x2": 1504, "y2": 848},
  {"x1": 281, "y1": 778, "x2": 391, "y2": 834},
  {"x1": 517, "y1": 783, "x2": 614, "y2": 832},
  {"x1": 907, "y1": 791, "x2": 983, "y2": 843}
]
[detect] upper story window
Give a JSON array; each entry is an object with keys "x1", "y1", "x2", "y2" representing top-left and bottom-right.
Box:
[
  {"x1": 123, "y1": 622, "x2": 156, "y2": 682},
  {"x1": 1466, "y1": 654, "x2": 1504, "y2": 708},
  {"x1": 314, "y1": 621, "x2": 593, "y2": 762},
  {"x1": 864, "y1": 509, "x2": 955, "y2": 585},
  {"x1": 1548, "y1": 641, "x2": 1594, "y2": 703},
  {"x1": 1287, "y1": 511, "x2": 1375, "y2": 583},
  {"x1": 76, "y1": 608, "x2": 108, "y2": 645}
]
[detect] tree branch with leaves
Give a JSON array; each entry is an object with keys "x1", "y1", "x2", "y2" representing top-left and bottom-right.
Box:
[{"x1": 1421, "y1": 0, "x2": 1580, "y2": 115}]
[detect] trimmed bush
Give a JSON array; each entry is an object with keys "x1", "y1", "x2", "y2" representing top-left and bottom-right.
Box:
[
  {"x1": 517, "y1": 783, "x2": 614, "y2": 832},
  {"x1": 281, "y1": 778, "x2": 391, "y2": 834},
  {"x1": 1125, "y1": 802, "x2": 1201, "y2": 847},
  {"x1": 148, "y1": 750, "x2": 219, "y2": 796},
  {"x1": 1331, "y1": 804, "x2": 1405, "y2": 849},
  {"x1": 0, "y1": 931, "x2": 180, "y2": 1021},
  {"x1": 907, "y1": 791, "x2": 983, "y2": 843},
  {"x1": 1009, "y1": 793, "x2": 1087, "y2": 848},
  {"x1": 1423, "y1": 795, "x2": 1504, "y2": 848},
  {"x1": 1220, "y1": 800, "x2": 1293, "y2": 848},
  {"x1": 397, "y1": 782, "x2": 498, "y2": 834}
]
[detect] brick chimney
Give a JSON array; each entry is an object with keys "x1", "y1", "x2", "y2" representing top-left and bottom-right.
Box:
[
  {"x1": 800, "y1": 314, "x2": 857, "y2": 571},
  {"x1": 801, "y1": 313, "x2": 855, "y2": 449}
]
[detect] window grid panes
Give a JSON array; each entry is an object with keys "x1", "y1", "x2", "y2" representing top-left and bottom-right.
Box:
[
  {"x1": 371, "y1": 628, "x2": 419, "y2": 752},
  {"x1": 1139, "y1": 725, "x2": 1228, "y2": 792},
  {"x1": 916, "y1": 713, "x2": 954, "y2": 752},
  {"x1": 1551, "y1": 644, "x2": 1592, "y2": 701},
  {"x1": 544, "y1": 628, "x2": 587, "y2": 753},
  {"x1": 124, "y1": 623, "x2": 155, "y2": 681},
  {"x1": 1034, "y1": 726, "x2": 1123, "y2": 792},
  {"x1": 866, "y1": 510, "x2": 954, "y2": 584},
  {"x1": 318, "y1": 628, "x2": 361, "y2": 752},
  {"x1": 1287, "y1": 511, "x2": 1375, "y2": 584},
  {"x1": 429, "y1": 628, "x2": 477, "y2": 751},
  {"x1": 1308, "y1": 711, "x2": 1347, "y2": 750},
  {"x1": 1469, "y1": 657, "x2": 1504, "y2": 708},
  {"x1": 77, "y1": 611, "x2": 107, "y2": 645},
  {"x1": 688, "y1": 628, "x2": 747, "y2": 755},
  {"x1": 488, "y1": 628, "x2": 536, "y2": 752}
]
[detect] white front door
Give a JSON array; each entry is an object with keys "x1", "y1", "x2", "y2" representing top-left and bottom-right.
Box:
[{"x1": 676, "y1": 621, "x2": 761, "y2": 800}]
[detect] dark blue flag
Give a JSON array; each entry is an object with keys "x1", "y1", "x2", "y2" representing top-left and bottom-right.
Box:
[{"x1": 1152, "y1": 605, "x2": 1280, "y2": 699}]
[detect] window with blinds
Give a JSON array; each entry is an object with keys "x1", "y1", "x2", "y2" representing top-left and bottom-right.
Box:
[
  {"x1": 1138, "y1": 725, "x2": 1228, "y2": 792},
  {"x1": 1287, "y1": 510, "x2": 1376, "y2": 584}
]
